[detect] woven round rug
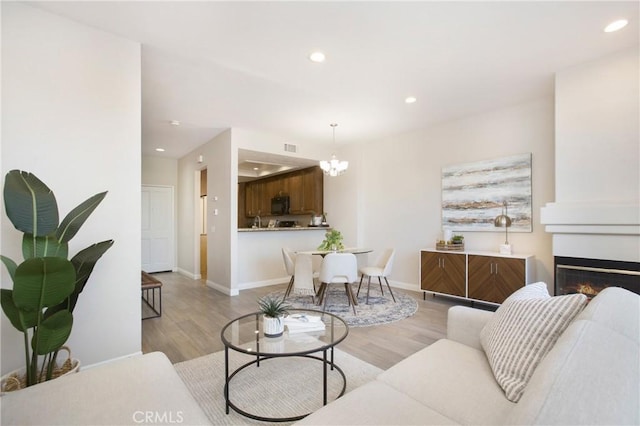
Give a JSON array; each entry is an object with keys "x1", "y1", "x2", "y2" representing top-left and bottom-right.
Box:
[{"x1": 267, "y1": 284, "x2": 418, "y2": 327}]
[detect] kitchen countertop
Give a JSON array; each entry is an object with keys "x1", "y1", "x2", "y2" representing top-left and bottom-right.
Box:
[{"x1": 238, "y1": 226, "x2": 331, "y2": 232}]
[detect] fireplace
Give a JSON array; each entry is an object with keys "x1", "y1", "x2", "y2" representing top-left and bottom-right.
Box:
[{"x1": 555, "y1": 256, "x2": 640, "y2": 298}]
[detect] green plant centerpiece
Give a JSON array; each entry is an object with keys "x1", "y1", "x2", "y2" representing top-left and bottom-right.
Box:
[
  {"x1": 1, "y1": 170, "x2": 114, "y2": 389},
  {"x1": 258, "y1": 296, "x2": 291, "y2": 337},
  {"x1": 318, "y1": 229, "x2": 344, "y2": 251},
  {"x1": 451, "y1": 234, "x2": 464, "y2": 245}
]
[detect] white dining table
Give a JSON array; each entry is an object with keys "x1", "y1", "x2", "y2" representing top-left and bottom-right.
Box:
[
  {"x1": 295, "y1": 248, "x2": 372, "y2": 308},
  {"x1": 296, "y1": 247, "x2": 373, "y2": 257}
]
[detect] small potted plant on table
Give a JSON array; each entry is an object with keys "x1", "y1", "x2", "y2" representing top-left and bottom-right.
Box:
[
  {"x1": 258, "y1": 296, "x2": 291, "y2": 337},
  {"x1": 318, "y1": 229, "x2": 344, "y2": 251}
]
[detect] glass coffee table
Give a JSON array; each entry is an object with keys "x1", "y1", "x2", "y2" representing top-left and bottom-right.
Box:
[{"x1": 220, "y1": 309, "x2": 349, "y2": 422}]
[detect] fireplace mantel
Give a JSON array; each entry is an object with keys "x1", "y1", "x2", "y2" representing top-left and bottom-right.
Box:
[
  {"x1": 540, "y1": 201, "x2": 640, "y2": 235},
  {"x1": 541, "y1": 201, "x2": 640, "y2": 263}
]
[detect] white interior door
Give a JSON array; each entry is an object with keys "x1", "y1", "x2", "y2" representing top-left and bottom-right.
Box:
[{"x1": 142, "y1": 185, "x2": 175, "y2": 273}]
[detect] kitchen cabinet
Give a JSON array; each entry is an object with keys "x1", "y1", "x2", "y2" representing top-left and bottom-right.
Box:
[
  {"x1": 468, "y1": 255, "x2": 527, "y2": 304},
  {"x1": 420, "y1": 251, "x2": 466, "y2": 297},
  {"x1": 258, "y1": 180, "x2": 273, "y2": 216},
  {"x1": 245, "y1": 180, "x2": 263, "y2": 217},
  {"x1": 420, "y1": 250, "x2": 535, "y2": 305},
  {"x1": 289, "y1": 167, "x2": 323, "y2": 215},
  {"x1": 303, "y1": 167, "x2": 323, "y2": 213},
  {"x1": 287, "y1": 172, "x2": 303, "y2": 213},
  {"x1": 243, "y1": 166, "x2": 323, "y2": 217}
]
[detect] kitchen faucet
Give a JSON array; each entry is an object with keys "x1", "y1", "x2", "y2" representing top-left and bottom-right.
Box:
[{"x1": 254, "y1": 214, "x2": 261, "y2": 228}]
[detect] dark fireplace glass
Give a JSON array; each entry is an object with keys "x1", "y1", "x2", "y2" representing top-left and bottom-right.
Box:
[{"x1": 555, "y1": 257, "x2": 640, "y2": 298}]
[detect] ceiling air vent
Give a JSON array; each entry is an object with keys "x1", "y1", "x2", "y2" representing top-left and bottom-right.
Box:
[{"x1": 284, "y1": 143, "x2": 297, "y2": 153}]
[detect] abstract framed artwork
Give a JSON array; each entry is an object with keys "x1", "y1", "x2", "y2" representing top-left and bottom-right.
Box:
[{"x1": 441, "y1": 153, "x2": 532, "y2": 232}]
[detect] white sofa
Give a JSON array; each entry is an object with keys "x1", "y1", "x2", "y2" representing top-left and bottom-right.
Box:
[
  {"x1": 1, "y1": 352, "x2": 211, "y2": 426},
  {"x1": 297, "y1": 286, "x2": 640, "y2": 425}
]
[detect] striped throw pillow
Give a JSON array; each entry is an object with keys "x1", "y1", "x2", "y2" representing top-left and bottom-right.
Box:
[
  {"x1": 480, "y1": 293, "x2": 588, "y2": 402},
  {"x1": 502, "y1": 281, "x2": 551, "y2": 303}
]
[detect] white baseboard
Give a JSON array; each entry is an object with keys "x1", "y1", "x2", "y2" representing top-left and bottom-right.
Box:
[
  {"x1": 237, "y1": 277, "x2": 289, "y2": 291},
  {"x1": 386, "y1": 279, "x2": 421, "y2": 293},
  {"x1": 177, "y1": 268, "x2": 198, "y2": 280},
  {"x1": 178, "y1": 270, "x2": 420, "y2": 297},
  {"x1": 206, "y1": 280, "x2": 239, "y2": 296}
]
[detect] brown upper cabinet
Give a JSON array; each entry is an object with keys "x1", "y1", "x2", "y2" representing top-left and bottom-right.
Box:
[
  {"x1": 245, "y1": 180, "x2": 262, "y2": 217},
  {"x1": 244, "y1": 166, "x2": 323, "y2": 217}
]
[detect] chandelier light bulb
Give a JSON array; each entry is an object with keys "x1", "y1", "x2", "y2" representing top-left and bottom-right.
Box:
[{"x1": 319, "y1": 124, "x2": 348, "y2": 176}]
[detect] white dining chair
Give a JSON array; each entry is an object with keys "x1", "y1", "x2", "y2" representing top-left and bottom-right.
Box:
[
  {"x1": 317, "y1": 253, "x2": 358, "y2": 315},
  {"x1": 282, "y1": 247, "x2": 297, "y2": 299},
  {"x1": 283, "y1": 248, "x2": 317, "y2": 302},
  {"x1": 292, "y1": 253, "x2": 316, "y2": 302},
  {"x1": 357, "y1": 248, "x2": 396, "y2": 304}
]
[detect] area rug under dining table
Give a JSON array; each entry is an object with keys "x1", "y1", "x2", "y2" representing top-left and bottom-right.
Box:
[
  {"x1": 175, "y1": 348, "x2": 382, "y2": 425},
  {"x1": 266, "y1": 285, "x2": 419, "y2": 327}
]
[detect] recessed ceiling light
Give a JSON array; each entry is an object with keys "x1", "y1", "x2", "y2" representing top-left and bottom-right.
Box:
[
  {"x1": 604, "y1": 19, "x2": 628, "y2": 33},
  {"x1": 309, "y1": 51, "x2": 326, "y2": 63},
  {"x1": 405, "y1": 96, "x2": 417, "y2": 104},
  {"x1": 155, "y1": 148, "x2": 165, "y2": 152},
  {"x1": 170, "y1": 120, "x2": 181, "y2": 126}
]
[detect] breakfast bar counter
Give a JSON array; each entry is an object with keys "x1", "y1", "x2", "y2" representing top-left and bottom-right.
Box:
[
  {"x1": 238, "y1": 226, "x2": 330, "y2": 232},
  {"x1": 237, "y1": 226, "x2": 346, "y2": 289}
]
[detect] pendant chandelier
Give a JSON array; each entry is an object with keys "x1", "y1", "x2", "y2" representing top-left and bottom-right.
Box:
[{"x1": 319, "y1": 123, "x2": 348, "y2": 177}]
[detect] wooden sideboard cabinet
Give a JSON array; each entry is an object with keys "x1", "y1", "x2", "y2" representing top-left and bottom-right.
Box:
[
  {"x1": 420, "y1": 251, "x2": 466, "y2": 297},
  {"x1": 420, "y1": 249, "x2": 535, "y2": 305},
  {"x1": 468, "y1": 255, "x2": 527, "y2": 304}
]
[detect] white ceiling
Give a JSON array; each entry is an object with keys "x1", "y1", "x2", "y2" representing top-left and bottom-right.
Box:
[
  {"x1": 28, "y1": 1, "x2": 640, "y2": 162},
  {"x1": 238, "y1": 148, "x2": 318, "y2": 182}
]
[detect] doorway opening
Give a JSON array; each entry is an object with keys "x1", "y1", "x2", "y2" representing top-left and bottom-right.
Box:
[
  {"x1": 141, "y1": 185, "x2": 175, "y2": 273},
  {"x1": 199, "y1": 168, "x2": 207, "y2": 281}
]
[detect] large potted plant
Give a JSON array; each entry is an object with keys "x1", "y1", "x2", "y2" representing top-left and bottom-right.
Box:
[{"x1": 0, "y1": 170, "x2": 113, "y2": 390}]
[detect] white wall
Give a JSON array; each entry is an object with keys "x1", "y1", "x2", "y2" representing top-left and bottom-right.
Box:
[
  {"x1": 542, "y1": 47, "x2": 640, "y2": 262},
  {"x1": 142, "y1": 156, "x2": 178, "y2": 187},
  {"x1": 1, "y1": 3, "x2": 142, "y2": 373},
  {"x1": 555, "y1": 47, "x2": 639, "y2": 204},
  {"x1": 322, "y1": 143, "x2": 364, "y2": 249},
  {"x1": 232, "y1": 128, "x2": 330, "y2": 163},
  {"x1": 349, "y1": 98, "x2": 556, "y2": 290},
  {"x1": 237, "y1": 229, "x2": 330, "y2": 288},
  {"x1": 176, "y1": 128, "x2": 335, "y2": 294},
  {"x1": 177, "y1": 130, "x2": 234, "y2": 294},
  {"x1": 174, "y1": 104, "x2": 555, "y2": 294}
]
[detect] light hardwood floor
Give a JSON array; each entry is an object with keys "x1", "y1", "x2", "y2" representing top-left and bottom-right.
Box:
[{"x1": 142, "y1": 272, "x2": 465, "y2": 370}]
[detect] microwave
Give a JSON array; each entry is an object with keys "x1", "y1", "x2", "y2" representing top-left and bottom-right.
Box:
[{"x1": 271, "y1": 196, "x2": 290, "y2": 215}]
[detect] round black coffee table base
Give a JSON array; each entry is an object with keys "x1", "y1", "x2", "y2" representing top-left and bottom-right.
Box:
[{"x1": 224, "y1": 354, "x2": 347, "y2": 422}]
